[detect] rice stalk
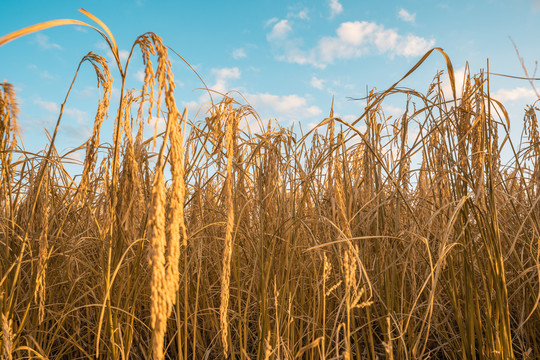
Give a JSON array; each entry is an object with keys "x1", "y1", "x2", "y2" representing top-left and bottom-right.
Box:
[{"x1": 0, "y1": 13, "x2": 539, "y2": 360}]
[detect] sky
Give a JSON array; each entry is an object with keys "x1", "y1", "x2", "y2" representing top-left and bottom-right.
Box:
[{"x1": 1, "y1": 0, "x2": 540, "y2": 165}]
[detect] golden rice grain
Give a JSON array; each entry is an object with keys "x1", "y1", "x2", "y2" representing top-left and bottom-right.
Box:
[
  {"x1": 148, "y1": 169, "x2": 167, "y2": 360},
  {"x1": 220, "y1": 103, "x2": 236, "y2": 357},
  {"x1": 1, "y1": 313, "x2": 13, "y2": 360}
]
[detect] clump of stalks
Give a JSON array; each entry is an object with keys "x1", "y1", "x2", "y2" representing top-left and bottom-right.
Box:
[{"x1": 1, "y1": 11, "x2": 540, "y2": 360}]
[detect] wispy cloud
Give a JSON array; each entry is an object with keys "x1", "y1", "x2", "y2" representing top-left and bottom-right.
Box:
[
  {"x1": 35, "y1": 34, "x2": 62, "y2": 50},
  {"x1": 342, "y1": 114, "x2": 358, "y2": 123},
  {"x1": 398, "y1": 8, "x2": 416, "y2": 23},
  {"x1": 62, "y1": 107, "x2": 91, "y2": 138},
  {"x1": 437, "y1": 68, "x2": 533, "y2": 104},
  {"x1": 287, "y1": 8, "x2": 309, "y2": 20},
  {"x1": 383, "y1": 105, "x2": 405, "y2": 118},
  {"x1": 310, "y1": 76, "x2": 325, "y2": 90},
  {"x1": 182, "y1": 67, "x2": 242, "y2": 115},
  {"x1": 65, "y1": 107, "x2": 89, "y2": 125},
  {"x1": 441, "y1": 67, "x2": 467, "y2": 100},
  {"x1": 266, "y1": 20, "x2": 324, "y2": 68},
  {"x1": 211, "y1": 67, "x2": 241, "y2": 94},
  {"x1": 265, "y1": 17, "x2": 279, "y2": 27},
  {"x1": 232, "y1": 48, "x2": 247, "y2": 59},
  {"x1": 143, "y1": 116, "x2": 167, "y2": 138},
  {"x1": 267, "y1": 20, "x2": 293, "y2": 41},
  {"x1": 492, "y1": 87, "x2": 538, "y2": 102},
  {"x1": 329, "y1": 0, "x2": 343, "y2": 18},
  {"x1": 179, "y1": 66, "x2": 322, "y2": 126},
  {"x1": 267, "y1": 20, "x2": 435, "y2": 68},
  {"x1": 246, "y1": 93, "x2": 323, "y2": 122},
  {"x1": 64, "y1": 149, "x2": 84, "y2": 164},
  {"x1": 28, "y1": 64, "x2": 53, "y2": 79},
  {"x1": 118, "y1": 50, "x2": 130, "y2": 63},
  {"x1": 319, "y1": 21, "x2": 433, "y2": 61},
  {"x1": 134, "y1": 69, "x2": 145, "y2": 82},
  {"x1": 34, "y1": 97, "x2": 59, "y2": 112},
  {"x1": 95, "y1": 42, "x2": 129, "y2": 64}
]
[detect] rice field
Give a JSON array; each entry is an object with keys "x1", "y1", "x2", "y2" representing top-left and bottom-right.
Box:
[{"x1": 1, "y1": 10, "x2": 540, "y2": 360}]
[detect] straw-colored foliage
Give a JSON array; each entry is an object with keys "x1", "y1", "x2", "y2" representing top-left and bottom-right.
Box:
[{"x1": 1, "y1": 10, "x2": 540, "y2": 360}]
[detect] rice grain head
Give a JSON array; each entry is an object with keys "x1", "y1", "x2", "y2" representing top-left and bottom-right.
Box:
[
  {"x1": 164, "y1": 111, "x2": 188, "y2": 312},
  {"x1": 220, "y1": 103, "x2": 236, "y2": 357},
  {"x1": 0, "y1": 81, "x2": 19, "y2": 220},
  {"x1": 77, "y1": 53, "x2": 112, "y2": 205},
  {"x1": 148, "y1": 169, "x2": 167, "y2": 360},
  {"x1": 1, "y1": 313, "x2": 13, "y2": 360},
  {"x1": 35, "y1": 172, "x2": 49, "y2": 325}
]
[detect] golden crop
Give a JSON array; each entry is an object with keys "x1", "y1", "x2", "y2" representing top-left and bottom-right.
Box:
[{"x1": 0, "y1": 9, "x2": 538, "y2": 360}]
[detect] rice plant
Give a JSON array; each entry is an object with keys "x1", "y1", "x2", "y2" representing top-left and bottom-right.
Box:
[{"x1": 0, "y1": 9, "x2": 539, "y2": 359}]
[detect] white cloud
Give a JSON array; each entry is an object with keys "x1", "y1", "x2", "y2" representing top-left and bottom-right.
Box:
[
  {"x1": 64, "y1": 108, "x2": 88, "y2": 124},
  {"x1": 182, "y1": 100, "x2": 206, "y2": 119},
  {"x1": 324, "y1": 21, "x2": 434, "y2": 61},
  {"x1": 245, "y1": 93, "x2": 323, "y2": 121},
  {"x1": 492, "y1": 87, "x2": 538, "y2": 102},
  {"x1": 232, "y1": 48, "x2": 247, "y2": 59},
  {"x1": 267, "y1": 20, "x2": 292, "y2": 41},
  {"x1": 288, "y1": 9, "x2": 309, "y2": 20},
  {"x1": 395, "y1": 34, "x2": 433, "y2": 56},
  {"x1": 211, "y1": 67, "x2": 241, "y2": 94},
  {"x1": 106, "y1": 49, "x2": 130, "y2": 64},
  {"x1": 28, "y1": 64, "x2": 53, "y2": 79},
  {"x1": 329, "y1": 0, "x2": 343, "y2": 18},
  {"x1": 180, "y1": 67, "x2": 322, "y2": 126},
  {"x1": 143, "y1": 116, "x2": 167, "y2": 137},
  {"x1": 317, "y1": 36, "x2": 361, "y2": 63},
  {"x1": 384, "y1": 105, "x2": 405, "y2": 118},
  {"x1": 65, "y1": 149, "x2": 84, "y2": 163},
  {"x1": 265, "y1": 20, "x2": 325, "y2": 68},
  {"x1": 180, "y1": 67, "x2": 242, "y2": 116},
  {"x1": 34, "y1": 98, "x2": 59, "y2": 112},
  {"x1": 183, "y1": 90, "x2": 323, "y2": 131},
  {"x1": 268, "y1": 20, "x2": 434, "y2": 67},
  {"x1": 96, "y1": 42, "x2": 130, "y2": 65},
  {"x1": 62, "y1": 107, "x2": 91, "y2": 138},
  {"x1": 78, "y1": 86, "x2": 98, "y2": 99},
  {"x1": 265, "y1": 17, "x2": 279, "y2": 27},
  {"x1": 212, "y1": 67, "x2": 241, "y2": 80},
  {"x1": 441, "y1": 67, "x2": 466, "y2": 100},
  {"x1": 35, "y1": 34, "x2": 62, "y2": 50},
  {"x1": 374, "y1": 28, "x2": 400, "y2": 52},
  {"x1": 275, "y1": 46, "x2": 324, "y2": 68},
  {"x1": 248, "y1": 93, "x2": 305, "y2": 113},
  {"x1": 336, "y1": 21, "x2": 378, "y2": 45},
  {"x1": 311, "y1": 76, "x2": 325, "y2": 90},
  {"x1": 134, "y1": 69, "x2": 145, "y2": 82},
  {"x1": 40, "y1": 70, "x2": 53, "y2": 79},
  {"x1": 119, "y1": 50, "x2": 130, "y2": 63},
  {"x1": 398, "y1": 8, "x2": 416, "y2": 23},
  {"x1": 342, "y1": 114, "x2": 357, "y2": 123}
]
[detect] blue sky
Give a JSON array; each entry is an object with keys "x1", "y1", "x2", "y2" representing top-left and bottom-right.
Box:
[{"x1": 1, "y1": 0, "x2": 540, "y2": 162}]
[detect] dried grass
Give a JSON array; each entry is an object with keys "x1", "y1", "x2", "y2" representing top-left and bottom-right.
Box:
[{"x1": 0, "y1": 10, "x2": 539, "y2": 360}]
